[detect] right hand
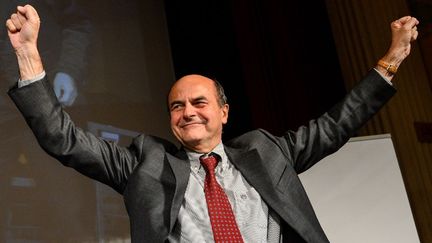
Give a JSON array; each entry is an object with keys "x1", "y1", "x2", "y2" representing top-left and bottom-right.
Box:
[
  {"x1": 6, "y1": 5, "x2": 44, "y2": 81},
  {"x1": 6, "y1": 5, "x2": 40, "y2": 53}
]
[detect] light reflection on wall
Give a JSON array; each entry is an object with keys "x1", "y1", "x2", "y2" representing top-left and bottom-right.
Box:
[{"x1": 0, "y1": 0, "x2": 175, "y2": 242}]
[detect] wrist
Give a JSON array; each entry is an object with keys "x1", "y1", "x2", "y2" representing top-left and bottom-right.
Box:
[
  {"x1": 16, "y1": 46, "x2": 44, "y2": 81},
  {"x1": 15, "y1": 43, "x2": 39, "y2": 56},
  {"x1": 375, "y1": 47, "x2": 408, "y2": 81},
  {"x1": 377, "y1": 59, "x2": 397, "y2": 74},
  {"x1": 381, "y1": 46, "x2": 407, "y2": 67},
  {"x1": 375, "y1": 64, "x2": 394, "y2": 81}
]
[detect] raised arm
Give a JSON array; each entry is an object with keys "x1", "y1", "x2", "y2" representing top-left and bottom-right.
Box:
[
  {"x1": 5, "y1": 5, "x2": 138, "y2": 193},
  {"x1": 6, "y1": 5, "x2": 44, "y2": 81},
  {"x1": 281, "y1": 16, "x2": 418, "y2": 173},
  {"x1": 375, "y1": 16, "x2": 419, "y2": 80}
]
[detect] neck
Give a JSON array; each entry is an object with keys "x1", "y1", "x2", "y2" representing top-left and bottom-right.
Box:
[{"x1": 184, "y1": 140, "x2": 221, "y2": 153}]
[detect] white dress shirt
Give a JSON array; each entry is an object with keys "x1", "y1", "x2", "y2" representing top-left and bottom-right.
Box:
[{"x1": 168, "y1": 143, "x2": 281, "y2": 243}]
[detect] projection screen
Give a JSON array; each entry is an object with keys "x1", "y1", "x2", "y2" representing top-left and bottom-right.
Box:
[{"x1": 299, "y1": 134, "x2": 420, "y2": 243}]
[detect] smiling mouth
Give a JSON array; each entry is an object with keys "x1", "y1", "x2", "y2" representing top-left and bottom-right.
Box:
[{"x1": 181, "y1": 122, "x2": 204, "y2": 128}]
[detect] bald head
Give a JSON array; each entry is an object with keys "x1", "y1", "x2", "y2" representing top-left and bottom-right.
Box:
[{"x1": 168, "y1": 75, "x2": 227, "y2": 109}]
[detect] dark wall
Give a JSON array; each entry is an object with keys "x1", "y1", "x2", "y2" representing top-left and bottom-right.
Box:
[
  {"x1": 164, "y1": 1, "x2": 253, "y2": 139},
  {"x1": 165, "y1": 0, "x2": 346, "y2": 138}
]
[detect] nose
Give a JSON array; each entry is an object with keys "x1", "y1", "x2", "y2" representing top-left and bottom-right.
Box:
[{"x1": 182, "y1": 103, "x2": 196, "y2": 119}]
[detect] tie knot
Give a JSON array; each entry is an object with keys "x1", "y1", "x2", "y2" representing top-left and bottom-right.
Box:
[{"x1": 199, "y1": 154, "x2": 219, "y2": 173}]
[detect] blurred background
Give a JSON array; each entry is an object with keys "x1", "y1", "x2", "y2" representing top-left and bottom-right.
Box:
[{"x1": 0, "y1": 0, "x2": 431, "y2": 242}]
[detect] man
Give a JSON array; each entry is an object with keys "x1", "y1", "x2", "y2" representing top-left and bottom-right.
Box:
[{"x1": 5, "y1": 4, "x2": 418, "y2": 243}]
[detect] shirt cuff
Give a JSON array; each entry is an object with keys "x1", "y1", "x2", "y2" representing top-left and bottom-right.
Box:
[
  {"x1": 18, "y1": 71, "x2": 46, "y2": 88},
  {"x1": 373, "y1": 68, "x2": 393, "y2": 86}
]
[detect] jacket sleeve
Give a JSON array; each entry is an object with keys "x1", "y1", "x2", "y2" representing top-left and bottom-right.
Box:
[
  {"x1": 8, "y1": 77, "x2": 139, "y2": 194},
  {"x1": 276, "y1": 70, "x2": 396, "y2": 174}
]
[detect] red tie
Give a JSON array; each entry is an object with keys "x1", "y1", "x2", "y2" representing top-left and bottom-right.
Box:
[{"x1": 200, "y1": 154, "x2": 244, "y2": 242}]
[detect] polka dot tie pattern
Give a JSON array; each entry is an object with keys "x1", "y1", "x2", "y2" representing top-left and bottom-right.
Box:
[{"x1": 200, "y1": 154, "x2": 244, "y2": 243}]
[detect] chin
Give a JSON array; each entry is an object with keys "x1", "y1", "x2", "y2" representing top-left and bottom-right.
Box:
[
  {"x1": 180, "y1": 130, "x2": 205, "y2": 142},
  {"x1": 180, "y1": 134, "x2": 208, "y2": 149},
  {"x1": 182, "y1": 137, "x2": 203, "y2": 146}
]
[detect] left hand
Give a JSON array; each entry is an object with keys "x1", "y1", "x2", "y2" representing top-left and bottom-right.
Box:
[
  {"x1": 6, "y1": 5, "x2": 44, "y2": 80},
  {"x1": 375, "y1": 16, "x2": 419, "y2": 80},
  {"x1": 383, "y1": 16, "x2": 419, "y2": 67}
]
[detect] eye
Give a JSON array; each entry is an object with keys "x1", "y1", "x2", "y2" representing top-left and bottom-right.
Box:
[
  {"x1": 170, "y1": 103, "x2": 183, "y2": 111},
  {"x1": 194, "y1": 101, "x2": 207, "y2": 107}
]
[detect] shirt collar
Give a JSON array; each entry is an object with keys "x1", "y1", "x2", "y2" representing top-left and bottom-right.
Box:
[{"x1": 185, "y1": 142, "x2": 229, "y2": 173}]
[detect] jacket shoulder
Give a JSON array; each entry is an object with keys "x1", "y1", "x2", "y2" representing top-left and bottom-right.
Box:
[
  {"x1": 226, "y1": 129, "x2": 284, "y2": 151},
  {"x1": 131, "y1": 134, "x2": 179, "y2": 159}
]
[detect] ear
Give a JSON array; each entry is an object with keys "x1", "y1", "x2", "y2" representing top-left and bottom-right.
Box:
[{"x1": 221, "y1": 104, "x2": 229, "y2": 124}]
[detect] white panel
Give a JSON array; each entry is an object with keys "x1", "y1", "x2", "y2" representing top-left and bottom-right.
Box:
[{"x1": 299, "y1": 135, "x2": 419, "y2": 243}]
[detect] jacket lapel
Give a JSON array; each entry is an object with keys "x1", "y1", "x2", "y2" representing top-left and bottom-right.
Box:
[
  {"x1": 225, "y1": 146, "x2": 316, "y2": 239},
  {"x1": 224, "y1": 146, "x2": 286, "y2": 216},
  {"x1": 166, "y1": 150, "x2": 190, "y2": 232}
]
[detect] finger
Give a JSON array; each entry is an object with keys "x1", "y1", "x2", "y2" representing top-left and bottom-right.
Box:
[
  {"x1": 17, "y1": 5, "x2": 40, "y2": 23},
  {"x1": 10, "y1": 13, "x2": 22, "y2": 30},
  {"x1": 411, "y1": 31, "x2": 418, "y2": 41},
  {"x1": 397, "y1": 16, "x2": 412, "y2": 25},
  {"x1": 413, "y1": 17, "x2": 419, "y2": 25},
  {"x1": 404, "y1": 17, "x2": 419, "y2": 29},
  {"x1": 17, "y1": 11, "x2": 27, "y2": 26},
  {"x1": 391, "y1": 17, "x2": 412, "y2": 29},
  {"x1": 16, "y1": 6, "x2": 27, "y2": 17},
  {"x1": 391, "y1": 19, "x2": 402, "y2": 29},
  {"x1": 5, "y1": 19, "x2": 17, "y2": 33}
]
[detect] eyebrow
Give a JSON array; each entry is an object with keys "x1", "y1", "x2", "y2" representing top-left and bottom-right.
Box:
[
  {"x1": 192, "y1": 96, "x2": 207, "y2": 102},
  {"x1": 169, "y1": 100, "x2": 183, "y2": 109},
  {"x1": 169, "y1": 96, "x2": 208, "y2": 108}
]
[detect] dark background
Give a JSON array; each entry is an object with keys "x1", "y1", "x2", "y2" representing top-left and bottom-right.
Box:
[{"x1": 164, "y1": 0, "x2": 347, "y2": 139}]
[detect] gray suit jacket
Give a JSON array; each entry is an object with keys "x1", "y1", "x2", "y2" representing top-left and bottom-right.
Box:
[{"x1": 9, "y1": 70, "x2": 395, "y2": 242}]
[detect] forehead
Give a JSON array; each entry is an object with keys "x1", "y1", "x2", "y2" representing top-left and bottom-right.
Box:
[{"x1": 169, "y1": 75, "x2": 217, "y2": 102}]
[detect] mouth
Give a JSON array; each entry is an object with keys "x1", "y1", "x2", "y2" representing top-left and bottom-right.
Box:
[{"x1": 180, "y1": 122, "x2": 205, "y2": 128}]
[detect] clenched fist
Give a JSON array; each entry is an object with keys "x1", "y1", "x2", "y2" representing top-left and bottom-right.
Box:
[
  {"x1": 6, "y1": 5, "x2": 40, "y2": 52},
  {"x1": 5, "y1": 5, "x2": 43, "y2": 81}
]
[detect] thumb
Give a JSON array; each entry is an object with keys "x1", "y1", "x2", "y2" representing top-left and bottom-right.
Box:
[
  {"x1": 17, "y1": 5, "x2": 40, "y2": 23},
  {"x1": 398, "y1": 16, "x2": 412, "y2": 24},
  {"x1": 391, "y1": 16, "x2": 411, "y2": 29}
]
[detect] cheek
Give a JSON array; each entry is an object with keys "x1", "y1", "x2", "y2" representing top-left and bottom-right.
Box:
[{"x1": 170, "y1": 114, "x2": 180, "y2": 128}]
